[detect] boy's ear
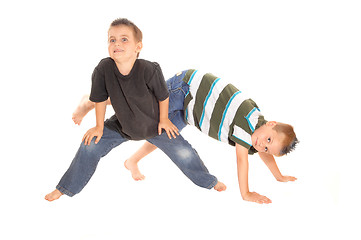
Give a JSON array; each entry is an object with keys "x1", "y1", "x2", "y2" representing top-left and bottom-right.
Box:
[
  {"x1": 266, "y1": 121, "x2": 277, "y2": 127},
  {"x1": 136, "y1": 42, "x2": 143, "y2": 53}
]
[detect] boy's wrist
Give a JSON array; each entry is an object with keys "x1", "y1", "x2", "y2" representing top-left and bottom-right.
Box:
[{"x1": 159, "y1": 117, "x2": 169, "y2": 122}]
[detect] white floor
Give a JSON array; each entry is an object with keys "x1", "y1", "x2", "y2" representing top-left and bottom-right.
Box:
[{"x1": 1, "y1": 1, "x2": 359, "y2": 239}]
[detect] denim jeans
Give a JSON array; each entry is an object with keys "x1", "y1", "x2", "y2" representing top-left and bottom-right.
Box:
[
  {"x1": 166, "y1": 70, "x2": 189, "y2": 131},
  {"x1": 57, "y1": 71, "x2": 217, "y2": 197}
]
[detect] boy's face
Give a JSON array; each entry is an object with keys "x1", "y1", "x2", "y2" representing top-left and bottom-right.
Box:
[
  {"x1": 251, "y1": 121, "x2": 284, "y2": 156},
  {"x1": 108, "y1": 25, "x2": 142, "y2": 63}
]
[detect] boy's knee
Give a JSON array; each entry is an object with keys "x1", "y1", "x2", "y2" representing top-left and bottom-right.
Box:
[
  {"x1": 80, "y1": 140, "x2": 100, "y2": 154},
  {"x1": 175, "y1": 148, "x2": 193, "y2": 163},
  {"x1": 173, "y1": 148, "x2": 204, "y2": 170}
]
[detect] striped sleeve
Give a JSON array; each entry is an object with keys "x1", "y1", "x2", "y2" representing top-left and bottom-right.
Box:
[{"x1": 230, "y1": 99, "x2": 267, "y2": 153}]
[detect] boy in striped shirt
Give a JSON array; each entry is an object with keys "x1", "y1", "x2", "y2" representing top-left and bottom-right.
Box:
[{"x1": 73, "y1": 70, "x2": 298, "y2": 204}]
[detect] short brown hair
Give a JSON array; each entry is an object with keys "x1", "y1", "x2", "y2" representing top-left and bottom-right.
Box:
[
  {"x1": 110, "y1": 18, "x2": 143, "y2": 42},
  {"x1": 109, "y1": 18, "x2": 143, "y2": 57},
  {"x1": 273, "y1": 123, "x2": 299, "y2": 156}
]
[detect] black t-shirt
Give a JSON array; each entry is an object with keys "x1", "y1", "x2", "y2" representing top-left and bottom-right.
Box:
[{"x1": 89, "y1": 57, "x2": 169, "y2": 140}]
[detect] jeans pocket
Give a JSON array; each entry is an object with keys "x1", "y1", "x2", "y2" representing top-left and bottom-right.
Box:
[{"x1": 169, "y1": 88, "x2": 185, "y2": 112}]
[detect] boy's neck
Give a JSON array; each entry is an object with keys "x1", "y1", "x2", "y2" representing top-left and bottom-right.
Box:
[{"x1": 114, "y1": 58, "x2": 137, "y2": 76}]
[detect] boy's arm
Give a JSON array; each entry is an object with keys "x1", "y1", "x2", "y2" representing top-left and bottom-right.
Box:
[
  {"x1": 235, "y1": 143, "x2": 272, "y2": 204},
  {"x1": 158, "y1": 97, "x2": 179, "y2": 139},
  {"x1": 82, "y1": 101, "x2": 107, "y2": 145},
  {"x1": 258, "y1": 152, "x2": 297, "y2": 182}
]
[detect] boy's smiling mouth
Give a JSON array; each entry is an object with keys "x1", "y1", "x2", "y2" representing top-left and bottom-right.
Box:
[{"x1": 114, "y1": 49, "x2": 124, "y2": 53}]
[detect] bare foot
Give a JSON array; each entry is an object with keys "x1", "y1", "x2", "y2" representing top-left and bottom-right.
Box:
[
  {"x1": 124, "y1": 160, "x2": 145, "y2": 181},
  {"x1": 214, "y1": 181, "x2": 227, "y2": 192},
  {"x1": 72, "y1": 95, "x2": 94, "y2": 125},
  {"x1": 45, "y1": 189, "x2": 63, "y2": 202}
]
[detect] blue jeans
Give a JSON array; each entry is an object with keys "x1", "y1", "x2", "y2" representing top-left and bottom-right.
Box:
[
  {"x1": 166, "y1": 71, "x2": 189, "y2": 131},
  {"x1": 57, "y1": 71, "x2": 217, "y2": 197}
]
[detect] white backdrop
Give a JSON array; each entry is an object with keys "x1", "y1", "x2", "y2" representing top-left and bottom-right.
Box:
[{"x1": 1, "y1": 0, "x2": 360, "y2": 239}]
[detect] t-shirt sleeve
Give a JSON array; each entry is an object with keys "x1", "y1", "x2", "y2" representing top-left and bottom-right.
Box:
[
  {"x1": 229, "y1": 128, "x2": 258, "y2": 155},
  {"x1": 89, "y1": 66, "x2": 109, "y2": 103},
  {"x1": 146, "y1": 63, "x2": 169, "y2": 101},
  {"x1": 229, "y1": 124, "x2": 253, "y2": 149}
]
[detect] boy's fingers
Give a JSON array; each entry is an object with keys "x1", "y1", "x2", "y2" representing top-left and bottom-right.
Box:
[
  {"x1": 82, "y1": 131, "x2": 89, "y2": 142},
  {"x1": 171, "y1": 132, "x2": 176, "y2": 139},
  {"x1": 171, "y1": 127, "x2": 179, "y2": 138},
  {"x1": 173, "y1": 125, "x2": 179, "y2": 132},
  {"x1": 169, "y1": 129, "x2": 176, "y2": 139},
  {"x1": 95, "y1": 135, "x2": 101, "y2": 144},
  {"x1": 174, "y1": 128, "x2": 179, "y2": 136},
  {"x1": 86, "y1": 134, "x2": 93, "y2": 145},
  {"x1": 170, "y1": 125, "x2": 178, "y2": 138},
  {"x1": 166, "y1": 130, "x2": 172, "y2": 139},
  {"x1": 83, "y1": 134, "x2": 88, "y2": 145},
  {"x1": 158, "y1": 124, "x2": 179, "y2": 139},
  {"x1": 85, "y1": 135, "x2": 90, "y2": 145}
]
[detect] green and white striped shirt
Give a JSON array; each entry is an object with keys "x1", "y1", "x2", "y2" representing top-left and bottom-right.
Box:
[{"x1": 183, "y1": 70, "x2": 267, "y2": 154}]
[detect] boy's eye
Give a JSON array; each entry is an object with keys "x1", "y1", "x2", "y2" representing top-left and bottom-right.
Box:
[
  {"x1": 267, "y1": 137, "x2": 271, "y2": 143},
  {"x1": 109, "y1": 39, "x2": 116, "y2": 43},
  {"x1": 121, "y1": 38, "x2": 128, "y2": 42},
  {"x1": 265, "y1": 147, "x2": 268, "y2": 152}
]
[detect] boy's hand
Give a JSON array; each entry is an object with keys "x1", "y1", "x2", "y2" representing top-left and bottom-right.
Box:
[
  {"x1": 277, "y1": 175, "x2": 297, "y2": 182},
  {"x1": 82, "y1": 126, "x2": 103, "y2": 145},
  {"x1": 158, "y1": 118, "x2": 179, "y2": 139},
  {"x1": 242, "y1": 192, "x2": 272, "y2": 204}
]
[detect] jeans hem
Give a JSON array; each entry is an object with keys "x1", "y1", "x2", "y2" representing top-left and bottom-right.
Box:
[
  {"x1": 205, "y1": 177, "x2": 218, "y2": 190},
  {"x1": 56, "y1": 185, "x2": 75, "y2": 197}
]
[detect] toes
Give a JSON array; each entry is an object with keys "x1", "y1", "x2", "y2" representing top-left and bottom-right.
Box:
[{"x1": 134, "y1": 174, "x2": 145, "y2": 181}]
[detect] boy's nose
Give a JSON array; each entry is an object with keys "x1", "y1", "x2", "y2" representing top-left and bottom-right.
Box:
[{"x1": 114, "y1": 40, "x2": 121, "y2": 46}]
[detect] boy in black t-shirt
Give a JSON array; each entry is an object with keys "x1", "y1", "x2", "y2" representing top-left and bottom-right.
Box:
[{"x1": 45, "y1": 18, "x2": 225, "y2": 201}]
